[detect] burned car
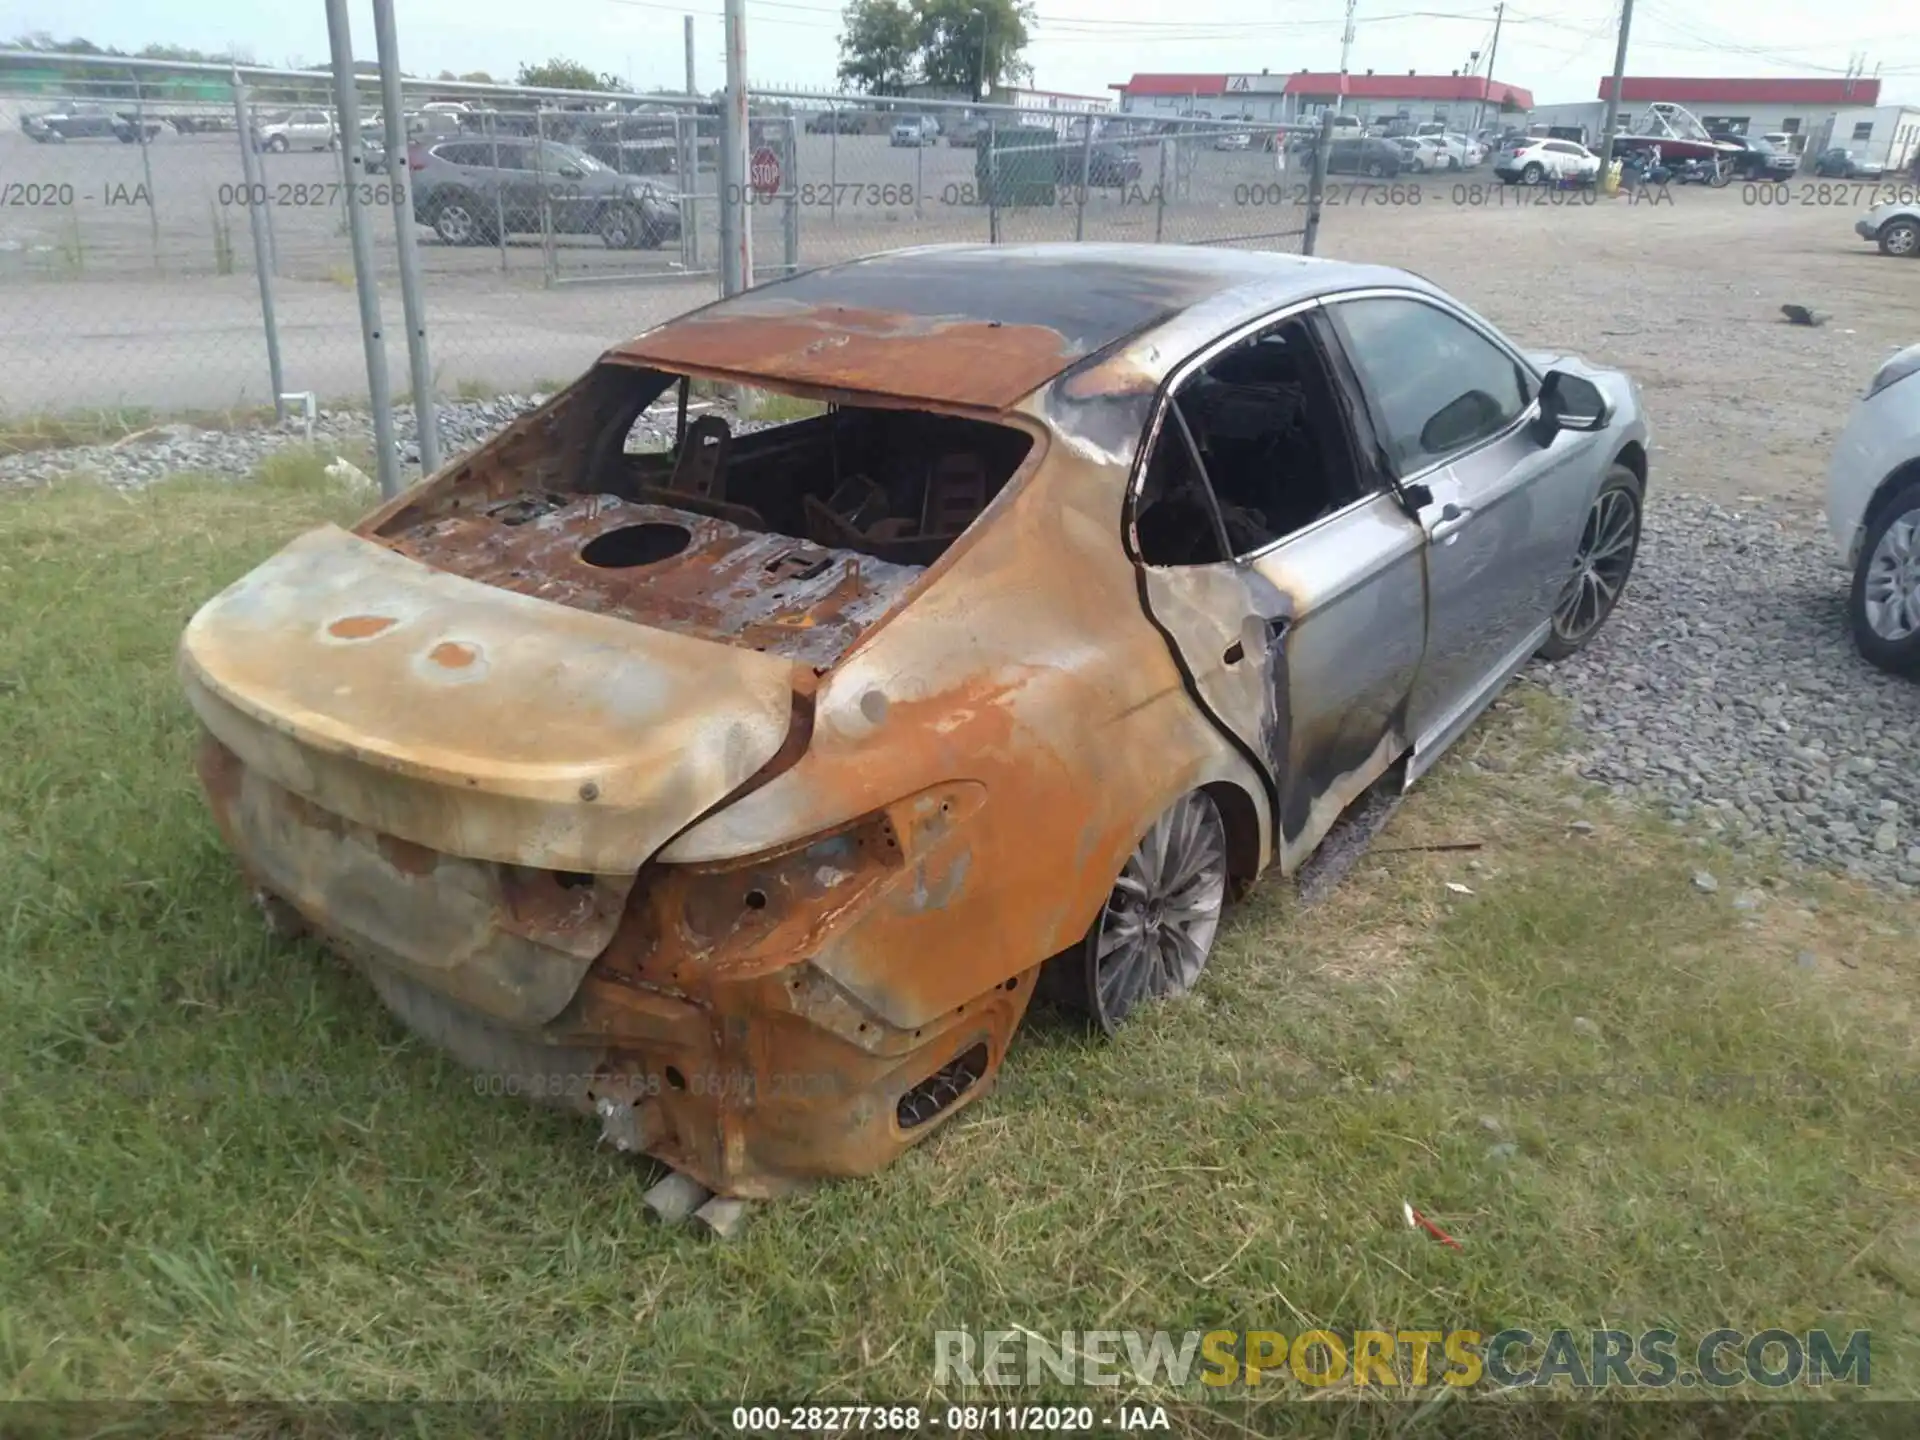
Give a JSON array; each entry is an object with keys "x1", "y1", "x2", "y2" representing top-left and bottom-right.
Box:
[{"x1": 181, "y1": 245, "x2": 1648, "y2": 1219}]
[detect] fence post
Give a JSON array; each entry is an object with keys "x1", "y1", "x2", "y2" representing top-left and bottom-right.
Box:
[
  {"x1": 486, "y1": 113, "x2": 508, "y2": 271},
  {"x1": 678, "y1": 111, "x2": 699, "y2": 269},
  {"x1": 370, "y1": 0, "x2": 439, "y2": 475},
  {"x1": 829, "y1": 105, "x2": 839, "y2": 227},
  {"x1": 1075, "y1": 118, "x2": 1093, "y2": 241},
  {"x1": 987, "y1": 118, "x2": 1000, "y2": 243},
  {"x1": 231, "y1": 74, "x2": 287, "y2": 424},
  {"x1": 537, "y1": 107, "x2": 557, "y2": 288},
  {"x1": 129, "y1": 70, "x2": 161, "y2": 270},
  {"x1": 1302, "y1": 111, "x2": 1334, "y2": 257},
  {"x1": 783, "y1": 115, "x2": 799, "y2": 275},
  {"x1": 322, "y1": 0, "x2": 402, "y2": 500},
  {"x1": 1154, "y1": 131, "x2": 1168, "y2": 243}
]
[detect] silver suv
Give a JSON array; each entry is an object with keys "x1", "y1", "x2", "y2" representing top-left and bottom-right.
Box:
[{"x1": 407, "y1": 138, "x2": 680, "y2": 249}]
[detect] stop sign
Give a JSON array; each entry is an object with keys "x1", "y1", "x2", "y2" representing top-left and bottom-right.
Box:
[{"x1": 750, "y1": 146, "x2": 782, "y2": 196}]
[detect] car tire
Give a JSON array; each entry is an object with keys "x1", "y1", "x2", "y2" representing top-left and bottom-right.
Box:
[
  {"x1": 1364, "y1": 160, "x2": 1386, "y2": 179},
  {"x1": 1848, "y1": 480, "x2": 1920, "y2": 677},
  {"x1": 267, "y1": 134, "x2": 289, "y2": 153},
  {"x1": 1540, "y1": 463, "x2": 1644, "y2": 660},
  {"x1": 429, "y1": 193, "x2": 484, "y2": 246},
  {"x1": 598, "y1": 203, "x2": 645, "y2": 249},
  {"x1": 1521, "y1": 161, "x2": 1545, "y2": 184},
  {"x1": 1879, "y1": 219, "x2": 1920, "y2": 258},
  {"x1": 1042, "y1": 789, "x2": 1229, "y2": 1036}
]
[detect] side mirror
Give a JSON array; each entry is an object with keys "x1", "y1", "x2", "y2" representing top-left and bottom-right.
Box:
[{"x1": 1538, "y1": 369, "x2": 1611, "y2": 433}]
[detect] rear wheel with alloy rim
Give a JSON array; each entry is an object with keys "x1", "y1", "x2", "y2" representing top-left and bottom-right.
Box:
[
  {"x1": 1050, "y1": 791, "x2": 1229, "y2": 1035},
  {"x1": 1539, "y1": 464, "x2": 1643, "y2": 660},
  {"x1": 1849, "y1": 480, "x2": 1920, "y2": 676}
]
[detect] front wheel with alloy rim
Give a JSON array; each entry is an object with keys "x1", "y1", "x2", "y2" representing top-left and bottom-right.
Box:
[
  {"x1": 1880, "y1": 219, "x2": 1919, "y2": 258},
  {"x1": 1539, "y1": 464, "x2": 1644, "y2": 660},
  {"x1": 1849, "y1": 480, "x2": 1920, "y2": 676},
  {"x1": 431, "y1": 196, "x2": 483, "y2": 246},
  {"x1": 1048, "y1": 790, "x2": 1229, "y2": 1035}
]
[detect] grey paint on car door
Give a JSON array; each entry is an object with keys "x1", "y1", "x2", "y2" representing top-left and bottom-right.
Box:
[{"x1": 1323, "y1": 292, "x2": 1591, "y2": 769}]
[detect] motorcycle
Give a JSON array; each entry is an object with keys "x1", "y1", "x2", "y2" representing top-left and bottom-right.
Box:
[{"x1": 1671, "y1": 156, "x2": 1729, "y2": 187}]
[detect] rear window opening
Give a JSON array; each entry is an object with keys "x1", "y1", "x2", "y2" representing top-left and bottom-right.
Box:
[{"x1": 372, "y1": 367, "x2": 1036, "y2": 669}]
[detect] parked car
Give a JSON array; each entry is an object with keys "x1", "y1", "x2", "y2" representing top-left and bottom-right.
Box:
[
  {"x1": 1812, "y1": 148, "x2": 1886, "y2": 179},
  {"x1": 945, "y1": 115, "x2": 992, "y2": 148},
  {"x1": 254, "y1": 109, "x2": 338, "y2": 153},
  {"x1": 1495, "y1": 138, "x2": 1600, "y2": 185},
  {"x1": 1718, "y1": 135, "x2": 1797, "y2": 180},
  {"x1": 1826, "y1": 341, "x2": 1920, "y2": 675},
  {"x1": 1213, "y1": 129, "x2": 1252, "y2": 151},
  {"x1": 889, "y1": 115, "x2": 937, "y2": 147},
  {"x1": 1856, "y1": 199, "x2": 1920, "y2": 258},
  {"x1": 1056, "y1": 142, "x2": 1143, "y2": 187},
  {"x1": 806, "y1": 109, "x2": 865, "y2": 134},
  {"x1": 1391, "y1": 136, "x2": 1451, "y2": 173},
  {"x1": 178, "y1": 243, "x2": 1649, "y2": 1212},
  {"x1": 1442, "y1": 133, "x2": 1486, "y2": 168},
  {"x1": 21, "y1": 103, "x2": 162, "y2": 143},
  {"x1": 1326, "y1": 136, "x2": 1405, "y2": 178},
  {"x1": 408, "y1": 138, "x2": 681, "y2": 248}
]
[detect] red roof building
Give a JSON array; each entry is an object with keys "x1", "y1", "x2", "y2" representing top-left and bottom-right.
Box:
[{"x1": 1108, "y1": 71, "x2": 1533, "y2": 123}]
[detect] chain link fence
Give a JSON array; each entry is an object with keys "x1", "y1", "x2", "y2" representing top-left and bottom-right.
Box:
[
  {"x1": 2, "y1": 48, "x2": 1328, "y2": 445},
  {"x1": 751, "y1": 91, "x2": 1321, "y2": 269}
]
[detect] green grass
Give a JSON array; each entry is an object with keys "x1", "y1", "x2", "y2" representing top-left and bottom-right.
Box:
[{"x1": 1, "y1": 472, "x2": 1916, "y2": 1417}]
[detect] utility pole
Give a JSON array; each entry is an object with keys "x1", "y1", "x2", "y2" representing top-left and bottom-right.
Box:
[
  {"x1": 1335, "y1": 0, "x2": 1357, "y2": 116},
  {"x1": 720, "y1": 0, "x2": 751, "y2": 293},
  {"x1": 1477, "y1": 2, "x2": 1504, "y2": 135},
  {"x1": 685, "y1": 15, "x2": 696, "y2": 96},
  {"x1": 1595, "y1": 0, "x2": 1633, "y2": 175}
]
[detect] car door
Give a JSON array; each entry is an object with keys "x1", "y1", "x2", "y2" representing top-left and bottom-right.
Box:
[
  {"x1": 1323, "y1": 290, "x2": 1592, "y2": 777},
  {"x1": 1131, "y1": 304, "x2": 1430, "y2": 873}
]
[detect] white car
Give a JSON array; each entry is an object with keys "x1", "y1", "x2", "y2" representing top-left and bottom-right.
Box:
[
  {"x1": 1213, "y1": 129, "x2": 1251, "y2": 151},
  {"x1": 1856, "y1": 201, "x2": 1920, "y2": 259},
  {"x1": 889, "y1": 115, "x2": 938, "y2": 147},
  {"x1": 1443, "y1": 132, "x2": 1486, "y2": 167},
  {"x1": 1494, "y1": 138, "x2": 1600, "y2": 185},
  {"x1": 1391, "y1": 137, "x2": 1443, "y2": 172},
  {"x1": 254, "y1": 108, "x2": 337, "y2": 153},
  {"x1": 1827, "y1": 343, "x2": 1920, "y2": 675}
]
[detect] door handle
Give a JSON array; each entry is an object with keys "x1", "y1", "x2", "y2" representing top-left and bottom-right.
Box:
[{"x1": 1429, "y1": 502, "x2": 1475, "y2": 544}]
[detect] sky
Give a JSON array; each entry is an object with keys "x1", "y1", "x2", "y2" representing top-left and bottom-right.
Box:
[{"x1": 4, "y1": 0, "x2": 1917, "y2": 107}]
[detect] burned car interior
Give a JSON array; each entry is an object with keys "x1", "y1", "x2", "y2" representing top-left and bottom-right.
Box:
[
  {"x1": 1134, "y1": 316, "x2": 1364, "y2": 566},
  {"x1": 370, "y1": 367, "x2": 1036, "y2": 669}
]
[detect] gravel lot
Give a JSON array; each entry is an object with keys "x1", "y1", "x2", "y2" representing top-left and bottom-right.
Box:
[{"x1": 4, "y1": 186, "x2": 1916, "y2": 891}]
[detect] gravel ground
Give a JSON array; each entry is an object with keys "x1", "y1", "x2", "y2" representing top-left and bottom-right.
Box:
[{"x1": 1534, "y1": 489, "x2": 1918, "y2": 894}]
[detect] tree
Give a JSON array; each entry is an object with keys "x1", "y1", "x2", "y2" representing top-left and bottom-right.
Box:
[
  {"x1": 459, "y1": 70, "x2": 497, "y2": 84},
  {"x1": 835, "y1": 0, "x2": 1032, "y2": 98},
  {"x1": 914, "y1": 0, "x2": 1032, "y2": 94},
  {"x1": 515, "y1": 58, "x2": 619, "y2": 92},
  {"x1": 836, "y1": 0, "x2": 915, "y2": 96}
]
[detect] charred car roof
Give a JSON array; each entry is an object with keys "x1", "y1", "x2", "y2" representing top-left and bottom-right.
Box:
[{"x1": 607, "y1": 243, "x2": 1422, "y2": 410}]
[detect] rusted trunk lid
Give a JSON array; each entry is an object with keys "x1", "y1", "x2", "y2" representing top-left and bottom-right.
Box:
[{"x1": 180, "y1": 524, "x2": 804, "y2": 874}]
